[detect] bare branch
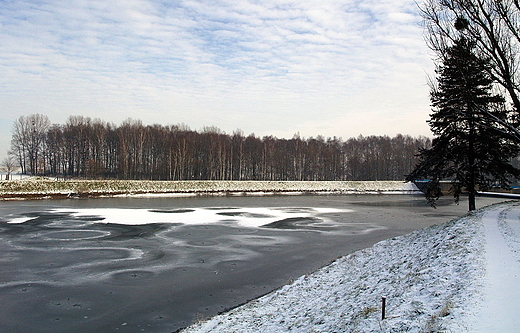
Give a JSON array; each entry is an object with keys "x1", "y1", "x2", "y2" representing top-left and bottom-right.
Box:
[{"x1": 419, "y1": 0, "x2": 520, "y2": 112}]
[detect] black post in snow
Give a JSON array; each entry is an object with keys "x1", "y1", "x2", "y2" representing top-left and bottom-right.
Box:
[{"x1": 381, "y1": 297, "x2": 386, "y2": 320}]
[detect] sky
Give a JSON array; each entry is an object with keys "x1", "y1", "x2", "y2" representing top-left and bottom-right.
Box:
[{"x1": 0, "y1": 0, "x2": 434, "y2": 161}]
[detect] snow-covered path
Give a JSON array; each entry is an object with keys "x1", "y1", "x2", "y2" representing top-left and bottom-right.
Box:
[
  {"x1": 471, "y1": 204, "x2": 520, "y2": 332},
  {"x1": 181, "y1": 202, "x2": 520, "y2": 333}
]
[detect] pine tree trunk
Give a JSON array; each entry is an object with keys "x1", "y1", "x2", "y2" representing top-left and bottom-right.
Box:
[
  {"x1": 468, "y1": 104, "x2": 477, "y2": 211},
  {"x1": 468, "y1": 190, "x2": 476, "y2": 211}
]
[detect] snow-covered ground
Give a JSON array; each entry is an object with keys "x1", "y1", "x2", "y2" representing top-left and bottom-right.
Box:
[{"x1": 181, "y1": 201, "x2": 520, "y2": 333}]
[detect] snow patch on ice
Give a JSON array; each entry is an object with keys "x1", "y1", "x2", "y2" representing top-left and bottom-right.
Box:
[
  {"x1": 5, "y1": 216, "x2": 34, "y2": 224},
  {"x1": 48, "y1": 207, "x2": 350, "y2": 228}
]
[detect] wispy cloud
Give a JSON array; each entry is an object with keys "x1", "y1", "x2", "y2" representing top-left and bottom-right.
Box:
[{"x1": 0, "y1": 0, "x2": 433, "y2": 156}]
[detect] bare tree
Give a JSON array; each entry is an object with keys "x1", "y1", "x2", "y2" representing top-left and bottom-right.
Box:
[
  {"x1": 10, "y1": 114, "x2": 51, "y2": 175},
  {"x1": 1, "y1": 154, "x2": 18, "y2": 180},
  {"x1": 420, "y1": 0, "x2": 520, "y2": 118}
]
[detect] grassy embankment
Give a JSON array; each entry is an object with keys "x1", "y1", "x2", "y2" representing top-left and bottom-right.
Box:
[{"x1": 0, "y1": 179, "x2": 418, "y2": 200}]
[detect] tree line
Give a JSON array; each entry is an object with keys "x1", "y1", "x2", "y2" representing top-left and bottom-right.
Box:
[{"x1": 8, "y1": 114, "x2": 431, "y2": 181}]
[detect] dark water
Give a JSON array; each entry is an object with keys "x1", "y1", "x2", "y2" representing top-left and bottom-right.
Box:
[{"x1": 0, "y1": 194, "x2": 507, "y2": 332}]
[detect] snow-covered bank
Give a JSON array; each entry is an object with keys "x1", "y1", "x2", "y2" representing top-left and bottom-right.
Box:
[
  {"x1": 0, "y1": 180, "x2": 419, "y2": 199},
  {"x1": 181, "y1": 202, "x2": 520, "y2": 333}
]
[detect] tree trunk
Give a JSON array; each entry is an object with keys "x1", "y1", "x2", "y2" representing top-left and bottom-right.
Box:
[{"x1": 468, "y1": 190, "x2": 476, "y2": 211}]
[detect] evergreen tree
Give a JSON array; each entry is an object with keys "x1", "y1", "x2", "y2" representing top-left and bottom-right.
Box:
[{"x1": 407, "y1": 37, "x2": 520, "y2": 211}]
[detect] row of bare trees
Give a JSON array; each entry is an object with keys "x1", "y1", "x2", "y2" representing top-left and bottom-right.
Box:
[{"x1": 9, "y1": 114, "x2": 431, "y2": 181}]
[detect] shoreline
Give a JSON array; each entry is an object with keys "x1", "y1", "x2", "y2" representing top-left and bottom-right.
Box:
[
  {"x1": 181, "y1": 202, "x2": 517, "y2": 332},
  {"x1": 0, "y1": 180, "x2": 421, "y2": 200}
]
